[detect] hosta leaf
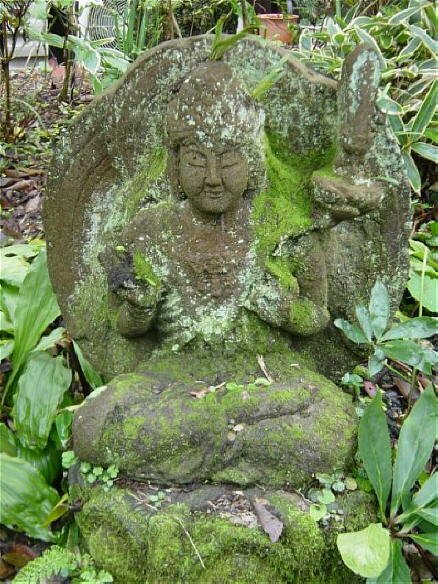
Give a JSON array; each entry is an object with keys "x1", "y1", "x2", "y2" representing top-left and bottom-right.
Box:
[
  {"x1": 367, "y1": 539, "x2": 411, "y2": 584},
  {"x1": 0, "y1": 453, "x2": 60, "y2": 541},
  {"x1": 13, "y1": 352, "x2": 72, "y2": 450},
  {"x1": 407, "y1": 271, "x2": 438, "y2": 313},
  {"x1": 6, "y1": 249, "x2": 61, "y2": 395},
  {"x1": 358, "y1": 391, "x2": 392, "y2": 520},
  {"x1": 381, "y1": 317, "x2": 437, "y2": 341},
  {"x1": 337, "y1": 524, "x2": 390, "y2": 578},
  {"x1": 369, "y1": 280, "x2": 390, "y2": 341},
  {"x1": 391, "y1": 385, "x2": 438, "y2": 516}
]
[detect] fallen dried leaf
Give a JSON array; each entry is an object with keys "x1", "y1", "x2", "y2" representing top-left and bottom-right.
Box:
[{"x1": 252, "y1": 497, "x2": 283, "y2": 543}]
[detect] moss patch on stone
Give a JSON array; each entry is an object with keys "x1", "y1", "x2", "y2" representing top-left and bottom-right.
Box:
[
  {"x1": 75, "y1": 485, "x2": 365, "y2": 583},
  {"x1": 252, "y1": 131, "x2": 336, "y2": 266},
  {"x1": 133, "y1": 250, "x2": 161, "y2": 287}
]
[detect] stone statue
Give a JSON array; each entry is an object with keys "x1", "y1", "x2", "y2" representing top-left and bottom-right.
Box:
[{"x1": 44, "y1": 36, "x2": 410, "y2": 583}]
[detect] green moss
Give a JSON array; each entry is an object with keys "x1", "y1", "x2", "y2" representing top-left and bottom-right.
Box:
[
  {"x1": 76, "y1": 486, "x2": 363, "y2": 583},
  {"x1": 133, "y1": 251, "x2": 161, "y2": 287},
  {"x1": 252, "y1": 131, "x2": 336, "y2": 262},
  {"x1": 125, "y1": 146, "x2": 168, "y2": 218}
]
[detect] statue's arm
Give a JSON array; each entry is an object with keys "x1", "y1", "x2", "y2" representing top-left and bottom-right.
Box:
[{"x1": 250, "y1": 234, "x2": 330, "y2": 336}]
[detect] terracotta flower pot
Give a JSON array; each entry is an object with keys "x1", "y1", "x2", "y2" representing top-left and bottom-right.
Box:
[{"x1": 258, "y1": 13, "x2": 299, "y2": 45}]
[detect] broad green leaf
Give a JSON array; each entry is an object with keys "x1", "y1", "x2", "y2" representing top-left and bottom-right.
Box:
[
  {"x1": 0, "y1": 282, "x2": 19, "y2": 323},
  {"x1": 411, "y1": 80, "x2": 437, "y2": 136},
  {"x1": 407, "y1": 272, "x2": 438, "y2": 313},
  {"x1": 0, "y1": 244, "x2": 39, "y2": 260},
  {"x1": 310, "y1": 503, "x2": 328, "y2": 522},
  {"x1": 0, "y1": 255, "x2": 30, "y2": 287},
  {"x1": 356, "y1": 306, "x2": 373, "y2": 342},
  {"x1": 369, "y1": 280, "x2": 390, "y2": 341},
  {"x1": 73, "y1": 341, "x2": 103, "y2": 388},
  {"x1": 0, "y1": 340, "x2": 14, "y2": 361},
  {"x1": 0, "y1": 453, "x2": 60, "y2": 541},
  {"x1": 391, "y1": 385, "x2": 438, "y2": 516},
  {"x1": 381, "y1": 340, "x2": 437, "y2": 374},
  {"x1": 411, "y1": 142, "x2": 438, "y2": 163},
  {"x1": 0, "y1": 423, "x2": 18, "y2": 456},
  {"x1": 334, "y1": 319, "x2": 368, "y2": 344},
  {"x1": 381, "y1": 317, "x2": 437, "y2": 341},
  {"x1": 337, "y1": 524, "x2": 390, "y2": 578},
  {"x1": 410, "y1": 531, "x2": 438, "y2": 556},
  {"x1": 15, "y1": 441, "x2": 62, "y2": 485},
  {"x1": 399, "y1": 473, "x2": 438, "y2": 525},
  {"x1": 358, "y1": 391, "x2": 392, "y2": 520},
  {"x1": 412, "y1": 473, "x2": 438, "y2": 509},
  {"x1": 368, "y1": 348, "x2": 386, "y2": 377},
  {"x1": 13, "y1": 352, "x2": 72, "y2": 450},
  {"x1": 367, "y1": 539, "x2": 411, "y2": 584},
  {"x1": 7, "y1": 249, "x2": 61, "y2": 395},
  {"x1": 401, "y1": 150, "x2": 421, "y2": 193},
  {"x1": 55, "y1": 410, "x2": 73, "y2": 449},
  {"x1": 31, "y1": 327, "x2": 66, "y2": 353},
  {"x1": 415, "y1": 503, "x2": 438, "y2": 525}
]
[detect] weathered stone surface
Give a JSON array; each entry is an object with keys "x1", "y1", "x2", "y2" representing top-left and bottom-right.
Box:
[
  {"x1": 44, "y1": 34, "x2": 408, "y2": 582},
  {"x1": 71, "y1": 479, "x2": 374, "y2": 584},
  {"x1": 73, "y1": 366, "x2": 355, "y2": 486},
  {"x1": 44, "y1": 36, "x2": 410, "y2": 381}
]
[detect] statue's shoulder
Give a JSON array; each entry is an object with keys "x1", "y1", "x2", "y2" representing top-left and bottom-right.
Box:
[{"x1": 124, "y1": 200, "x2": 179, "y2": 246}]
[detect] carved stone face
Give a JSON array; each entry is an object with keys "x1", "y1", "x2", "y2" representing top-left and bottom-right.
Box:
[{"x1": 179, "y1": 143, "x2": 248, "y2": 215}]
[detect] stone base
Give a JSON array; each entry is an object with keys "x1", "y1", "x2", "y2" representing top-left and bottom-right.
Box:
[
  {"x1": 73, "y1": 359, "x2": 356, "y2": 487},
  {"x1": 71, "y1": 479, "x2": 375, "y2": 584}
]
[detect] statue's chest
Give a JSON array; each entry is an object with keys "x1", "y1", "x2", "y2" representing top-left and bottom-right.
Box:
[{"x1": 171, "y1": 226, "x2": 250, "y2": 299}]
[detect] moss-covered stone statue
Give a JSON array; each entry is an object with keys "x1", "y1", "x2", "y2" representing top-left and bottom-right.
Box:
[{"x1": 44, "y1": 36, "x2": 410, "y2": 584}]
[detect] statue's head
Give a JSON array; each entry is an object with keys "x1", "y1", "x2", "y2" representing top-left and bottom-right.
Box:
[{"x1": 167, "y1": 62, "x2": 265, "y2": 214}]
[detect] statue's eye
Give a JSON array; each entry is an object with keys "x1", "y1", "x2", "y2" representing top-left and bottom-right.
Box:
[
  {"x1": 187, "y1": 152, "x2": 206, "y2": 167},
  {"x1": 221, "y1": 153, "x2": 240, "y2": 169}
]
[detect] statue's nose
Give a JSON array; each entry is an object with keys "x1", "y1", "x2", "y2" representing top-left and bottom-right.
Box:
[{"x1": 205, "y1": 157, "x2": 222, "y2": 187}]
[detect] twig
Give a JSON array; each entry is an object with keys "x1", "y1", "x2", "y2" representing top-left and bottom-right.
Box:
[
  {"x1": 256, "y1": 354, "x2": 273, "y2": 383},
  {"x1": 175, "y1": 517, "x2": 205, "y2": 569}
]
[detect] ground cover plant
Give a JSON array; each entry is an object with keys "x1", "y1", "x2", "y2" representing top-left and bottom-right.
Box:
[{"x1": 1, "y1": 0, "x2": 437, "y2": 581}]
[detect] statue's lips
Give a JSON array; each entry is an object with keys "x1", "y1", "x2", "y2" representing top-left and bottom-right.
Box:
[{"x1": 204, "y1": 191, "x2": 225, "y2": 199}]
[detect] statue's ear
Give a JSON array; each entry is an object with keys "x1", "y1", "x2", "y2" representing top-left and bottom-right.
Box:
[{"x1": 337, "y1": 44, "x2": 381, "y2": 158}]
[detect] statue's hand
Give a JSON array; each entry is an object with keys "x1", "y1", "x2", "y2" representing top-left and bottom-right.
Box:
[{"x1": 98, "y1": 247, "x2": 161, "y2": 337}]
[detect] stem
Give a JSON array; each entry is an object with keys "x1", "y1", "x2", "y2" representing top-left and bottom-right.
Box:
[
  {"x1": 385, "y1": 362, "x2": 412, "y2": 385},
  {"x1": 240, "y1": 0, "x2": 249, "y2": 27},
  {"x1": 419, "y1": 246, "x2": 428, "y2": 317},
  {"x1": 1, "y1": 16, "x2": 12, "y2": 141},
  {"x1": 412, "y1": 541, "x2": 438, "y2": 580},
  {"x1": 407, "y1": 366, "x2": 417, "y2": 413}
]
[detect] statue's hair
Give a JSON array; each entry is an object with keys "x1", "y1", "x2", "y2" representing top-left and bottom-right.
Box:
[{"x1": 166, "y1": 61, "x2": 266, "y2": 199}]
